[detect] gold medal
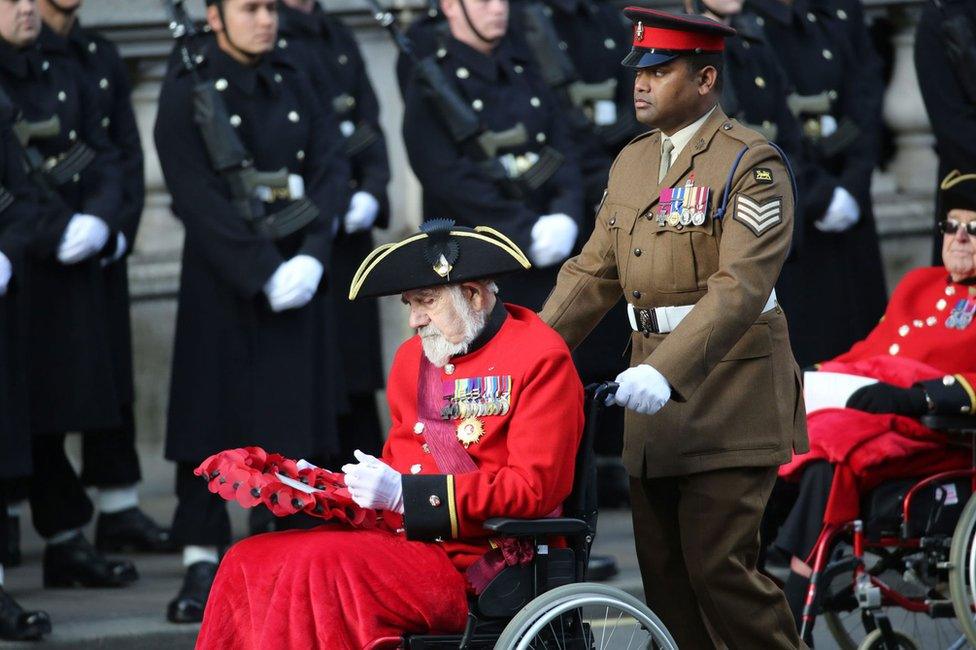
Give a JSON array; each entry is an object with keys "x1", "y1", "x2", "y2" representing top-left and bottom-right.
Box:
[
  {"x1": 667, "y1": 211, "x2": 681, "y2": 227},
  {"x1": 456, "y1": 417, "x2": 485, "y2": 448}
]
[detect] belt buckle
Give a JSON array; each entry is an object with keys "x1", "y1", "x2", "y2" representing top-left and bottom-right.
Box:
[{"x1": 637, "y1": 307, "x2": 657, "y2": 337}]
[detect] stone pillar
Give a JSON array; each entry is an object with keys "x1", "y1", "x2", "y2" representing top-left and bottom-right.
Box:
[{"x1": 881, "y1": 4, "x2": 937, "y2": 195}]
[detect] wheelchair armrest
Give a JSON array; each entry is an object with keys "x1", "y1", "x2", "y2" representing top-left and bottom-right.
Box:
[
  {"x1": 483, "y1": 517, "x2": 589, "y2": 536},
  {"x1": 921, "y1": 414, "x2": 976, "y2": 434}
]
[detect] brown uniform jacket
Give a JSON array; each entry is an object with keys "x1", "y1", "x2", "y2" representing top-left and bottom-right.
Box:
[{"x1": 540, "y1": 106, "x2": 808, "y2": 477}]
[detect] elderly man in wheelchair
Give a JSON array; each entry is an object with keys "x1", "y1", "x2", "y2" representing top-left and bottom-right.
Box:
[
  {"x1": 765, "y1": 170, "x2": 976, "y2": 649},
  {"x1": 191, "y1": 221, "x2": 675, "y2": 650}
]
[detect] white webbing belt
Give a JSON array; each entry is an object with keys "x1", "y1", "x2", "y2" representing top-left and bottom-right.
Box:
[{"x1": 627, "y1": 289, "x2": 778, "y2": 335}]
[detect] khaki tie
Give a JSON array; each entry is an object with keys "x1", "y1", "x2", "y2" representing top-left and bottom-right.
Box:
[{"x1": 658, "y1": 137, "x2": 674, "y2": 184}]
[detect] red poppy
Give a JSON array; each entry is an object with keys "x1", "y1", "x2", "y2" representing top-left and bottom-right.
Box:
[
  {"x1": 240, "y1": 446, "x2": 268, "y2": 470},
  {"x1": 234, "y1": 471, "x2": 270, "y2": 508},
  {"x1": 195, "y1": 454, "x2": 224, "y2": 480},
  {"x1": 260, "y1": 482, "x2": 312, "y2": 517}
]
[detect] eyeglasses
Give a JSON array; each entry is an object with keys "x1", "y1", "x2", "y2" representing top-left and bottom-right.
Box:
[{"x1": 939, "y1": 219, "x2": 976, "y2": 236}]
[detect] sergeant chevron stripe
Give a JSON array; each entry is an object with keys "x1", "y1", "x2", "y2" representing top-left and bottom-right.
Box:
[{"x1": 733, "y1": 195, "x2": 782, "y2": 236}]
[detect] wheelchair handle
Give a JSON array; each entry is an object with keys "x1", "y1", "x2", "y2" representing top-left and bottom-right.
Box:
[{"x1": 586, "y1": 381, "x2": 619, "y2": 408}]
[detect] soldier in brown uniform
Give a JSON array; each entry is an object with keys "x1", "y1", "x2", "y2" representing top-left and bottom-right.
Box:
[{"x1": 540, "y1": 8, "x2": 808, "y2": 648}]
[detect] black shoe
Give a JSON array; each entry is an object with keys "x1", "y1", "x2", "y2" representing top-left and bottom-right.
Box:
[
  {"x1": 586, "y1": 554, "x2": 619, "y2": 581},
  {"x1": 167, "y1": 561, "x2": 219, "y2": 624},
  {"x1": 96, "y1": 507, "x2": 176, "y2": 553},
  {"x1": 2, "y1": 515, "x2": 21, "y2": 567},
  {"x1": 43, "y1": 533, "x2": 139, "y2": 588},
  {"x1": 0, "y1": 587, "x2": 51, "y2": 641}
]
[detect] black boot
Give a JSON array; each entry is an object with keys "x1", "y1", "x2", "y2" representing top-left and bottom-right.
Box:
[
  {"x1": 96, "y1": 507, "x2": 176, "y2": 553},
  {"x1": 168, "y1": 561, "x2": 219, "y2": 624},
  {"x1": 43, "y1": 533, "x2": 139, "y2": 588},
  {"x1": 0, "y1": 587, "x2": 51, "y2": 641},
  {"x1": 2, "y1": 516, "x2": 20, "y2": 567},
  {"x1": 586, "y1": 555, "x2": 619, "y2": 581}
]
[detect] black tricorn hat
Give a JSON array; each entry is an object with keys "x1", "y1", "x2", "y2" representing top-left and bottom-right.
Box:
[
  {"x1": 348, "y1": 220, "x2": 531, "y2": 300},
  {"x1": 940, "y1": 170, "x2": 976, "y2": 220}
]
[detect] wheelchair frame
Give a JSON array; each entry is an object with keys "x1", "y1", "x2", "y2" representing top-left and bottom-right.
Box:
[
  {"x1": 404, "y1": 382, "x2": 677, "y2": 650},
  {"x1": 799, "y1": 415, "x2": 976, "y2": 649}
]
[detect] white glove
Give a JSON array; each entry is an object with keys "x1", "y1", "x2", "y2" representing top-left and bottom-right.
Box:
[
  {"x1": 610, "y1": 364, "x2": 671, "y2": 415},
  {"x1": 815, "y1": 186, "x2": 860, "y2": 233},
  {"x1": 57, "y1": 214, "x2": 110, "y2": 264},
  {"x1": 343, "y1": 191, "x2": 380, "y2": 234},
  {"x1": 529, "y1": 213, "x2": 578, "y2": 268},
  {"x1": 263, "y1": 254, "x2": 323, "y2": 312},
  {"x1": 341, "y1": 449, "x2": 404, "y2": 513},
  {"x1": 0, "y1": 250, "x2": 11, "y2": 296},
  {"x1": 101, "y1": 232, "x2": 127, "y2": 267}
]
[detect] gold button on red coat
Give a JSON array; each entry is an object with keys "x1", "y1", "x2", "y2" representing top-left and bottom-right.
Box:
[{"x1": 429, "y1": 495, "x2": 441, "y2": 507}]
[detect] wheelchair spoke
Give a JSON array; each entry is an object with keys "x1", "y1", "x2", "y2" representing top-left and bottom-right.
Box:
[{"x1": 601, "y1": 611, "x2": 623, "y2": 648}]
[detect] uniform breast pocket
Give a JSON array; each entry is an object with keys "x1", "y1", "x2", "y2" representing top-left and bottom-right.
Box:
[
  {"x1": 604, "y1": 203, "x2": 641, "y2": 286},
  {"x1": 649, "y1": 219, "x2": 720, "y2": 294}
]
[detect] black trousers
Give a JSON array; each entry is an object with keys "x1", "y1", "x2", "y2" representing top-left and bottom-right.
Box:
[
  {"x1": 80, "y1": 403, "x2": 142, "y2": 488},
  {"x1": 773, "y1": 461, "x2": 834, "y2": 560},
  {"x1": 170, "y1": 462, "x2": 231, "y2": 548},
  {"x1": 333, "y1": 392, "x2": 383, "y2": 463},
  {"x1": 28, "y1": 434, "x2": 94, "y2": 538}
]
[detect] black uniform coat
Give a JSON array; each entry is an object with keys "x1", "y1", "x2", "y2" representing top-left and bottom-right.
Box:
[
  {"x1": 915, "y1": 0, "x2": 976, "y2": 260},
  {"x1": 277, "y1": 2, "x2": 390, "y2": 395},
  {"x1": 747, "y1": 0, "x2": 888, "y2": 367},
  {"x1": 0, "y1": 101, "x2": 38, "y2": 478},
  {"x1": 402, "y1": 37, "x2": 584, "y2": 311},
  {"x1": 155, "y1": 40, "x2": 352, "y2": 463},
  {"x1": 0, "y1": 39, "x2": 125, "y2": 435},
  {"x1": 38, "y1": 23, "x2": 144, "y2": 409}
]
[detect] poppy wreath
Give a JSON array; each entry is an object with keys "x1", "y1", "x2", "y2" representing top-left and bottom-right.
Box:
[{"x1": 194, "y1": 446, "x2": 383, "y2": 530}]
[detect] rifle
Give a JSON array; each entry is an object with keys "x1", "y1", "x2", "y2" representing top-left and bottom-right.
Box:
[
  {"x1": 518, "y1": 2, "x2": 612, "y2": 132},
  {"x1": 163, "y1": 0, "x2": 318, "y2": 239},
  {"x1": 365, "y1": 0, "x2": 562, "y2": 198}
]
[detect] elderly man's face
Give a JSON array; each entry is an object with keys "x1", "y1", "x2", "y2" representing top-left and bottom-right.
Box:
[
  {"x1": 943, "y1": 209, "x2": 976, "y2": 282},
  {"x1": 402, "y1": 283, "x2": 492, "y2": 367}
]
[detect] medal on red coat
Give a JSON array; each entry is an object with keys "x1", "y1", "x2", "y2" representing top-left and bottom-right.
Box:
[
  {"x1": 442, "y1": 376, "x2": 512, "y2": 420},
  {"x1": 945, "y1": 299, "x2": 975, "y2": 330},
  {"x1": 456, "y1": 416, "x2": 485, "y2": 448}
]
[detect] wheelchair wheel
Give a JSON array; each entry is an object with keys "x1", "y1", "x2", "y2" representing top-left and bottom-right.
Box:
[
  {"x1": 948, "y1": 491, "x2": 976, "y2": 647},
  {"x1": 493, "y1": 583, "x2": 678, "y2": 650},
  {"x1": 855, "y1": 628, "x2": 920, "y2": 650},
  {"x1": 819, "y1": 541, "x2": 971, "y2": 649}
]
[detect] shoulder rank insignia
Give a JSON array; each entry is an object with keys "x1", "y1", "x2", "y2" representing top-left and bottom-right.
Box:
[
  {"x1": 733, "y1": 195, "x2": 782, "y2": 236},
  {"x1": 753, "y1": 168, "x2": 773, "y2": 184}
]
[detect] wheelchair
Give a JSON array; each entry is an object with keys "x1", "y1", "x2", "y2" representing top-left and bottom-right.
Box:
[
  {"x1": 798, "y1": 414, "x2": 976, "y2": 650},
  {"x1": 404, "y1": 382, "x2": 678, "y2": 650}
]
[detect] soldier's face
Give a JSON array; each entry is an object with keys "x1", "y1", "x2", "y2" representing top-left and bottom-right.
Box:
[
  {"x1": 943, "y1": 209, "x2": 976, "y2": 282},
  {"x1": 208, "y1": 0, "x2": 278, "y2": 58},
  {"x1": 0, "y1": 0, "x2": 40, "y2": 47},
  {"x1": 633, "y1": 60, "x2": 707, "y2": 134},
  {"x1": 442, "y1": 0, "x2": 508, "y2": 47},
  {"x1": 41, "y1": 0, "x2": 80, "y2": 12}
]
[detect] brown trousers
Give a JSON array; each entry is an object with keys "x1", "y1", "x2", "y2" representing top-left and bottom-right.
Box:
[{"x1": 630, "y1": 466, "x2": 805, "y2": 650}]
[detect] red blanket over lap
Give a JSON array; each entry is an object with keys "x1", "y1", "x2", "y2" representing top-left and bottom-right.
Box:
[{"x1": 780, "y1": 358, "x2": 970, "y2": 524}]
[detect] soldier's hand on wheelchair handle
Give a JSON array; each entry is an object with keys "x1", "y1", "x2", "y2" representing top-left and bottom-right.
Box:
[
  {"x1": 529, "y1": 213, "x2": 578, "y2": 268},
  {"x1": 343, "y1": 191, "x2": 380, "y2": 234},
  {"x1": 57, "y1": 213, "x2": 110, "y2": 264},
  {"x1": 845, "y1": 382, "x2": 928, "y2": 416},
  {"x1": 608, "y1": 364, "x2": 671, "y2": 415},
  {"x1": 0, "y1": 249, "x2": 10, "y2": 296},
  {"x1": 342, "y1": 449, "x2": 404, "y2": 514}
]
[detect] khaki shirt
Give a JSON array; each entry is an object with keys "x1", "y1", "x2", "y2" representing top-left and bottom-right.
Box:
[{"x1": 540, "y1": 107, "x2": 808, "y2": 477}]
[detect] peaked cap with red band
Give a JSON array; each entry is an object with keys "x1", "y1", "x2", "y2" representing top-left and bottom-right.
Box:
[{"x1": 621, "y1": 7, "x2": 736, "y2": 69}]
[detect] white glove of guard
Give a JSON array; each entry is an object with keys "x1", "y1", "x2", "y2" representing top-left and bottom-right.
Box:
[
  {"x1": 57, "y1": 214, "x2": 110, "y2": 264},
  {"x1": 529, "y1": 213, "x2": 578, "y2": 268},
  {"x1": 343, "y1": 191, "x2": 380, "y2": 234},
  {"x1": 610, "y1": 364, "x2": 671, "y2": 415},
  {"x1": 101, "y1": 232, "x2": 127, "y2": 267},
  {"x1": 0, "y1": 249, "x2": 11, "y2": 296},
  {"x1": 263, "y1": 254, "x2": 323, "y2": 312},
  {"x1": 815, "y1": 186, "x2": 860, "y2": 233},
  {"x1": 342, "y1": 449, "x2": 404, "y2": 513}
]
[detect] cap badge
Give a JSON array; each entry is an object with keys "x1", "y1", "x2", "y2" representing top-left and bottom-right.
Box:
[
  {"x1": 434, "y1": 254, "x2": 453, "y2": 278},
  {"x1": 635, "y1": 21, "x2": 644, "y2": 42}
]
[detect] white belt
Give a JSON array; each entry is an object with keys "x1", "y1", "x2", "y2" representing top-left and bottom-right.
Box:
[{"x1": 627, "y1": 289, "x2": 777, "y2": 335}]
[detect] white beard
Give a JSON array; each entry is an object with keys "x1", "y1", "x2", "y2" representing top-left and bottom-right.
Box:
[{"x1": 418, "y1": 286, "x2": 488, "y2": 367}]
